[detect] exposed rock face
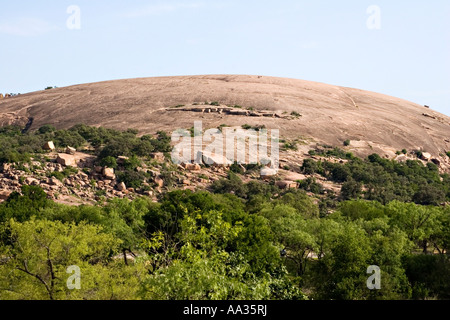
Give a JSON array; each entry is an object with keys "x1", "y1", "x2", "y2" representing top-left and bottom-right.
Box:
[
  {"x1": 56, "y1": 154, "x2": 76, "y2": 167},
  {"x1": 66, "y1": 146, "x2": 76, "y2": 155},
  {"x1": 102, "y1": 167, "x2": 116, "y2": 180},
  {"x1": 43, "y1": 141, "x2": 55, "y2": 151},
  {"x1": 0, "y1": 75, "x2": 449, "y2": 163}
]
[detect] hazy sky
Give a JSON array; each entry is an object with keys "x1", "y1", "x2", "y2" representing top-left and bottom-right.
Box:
[{"x1": 1, "y1": 1, "x2": 449, "y2": 116}]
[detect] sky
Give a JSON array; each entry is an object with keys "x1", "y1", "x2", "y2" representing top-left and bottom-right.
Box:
[{"x1": 0, "y1": 0, "x2": 449, "y2": 116}]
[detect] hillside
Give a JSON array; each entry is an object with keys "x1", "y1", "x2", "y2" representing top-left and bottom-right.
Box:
[
  {"x1": 1, "y1": 75, "x2": 449, "y2": 163},
  {"x1": 1, "y1": 75, "x2": 450, "y2": 301}
]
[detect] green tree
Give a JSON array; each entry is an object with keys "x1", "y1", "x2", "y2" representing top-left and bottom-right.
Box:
[{"x1": 0, "y1": 219, "x2": 145, "y2": 300}]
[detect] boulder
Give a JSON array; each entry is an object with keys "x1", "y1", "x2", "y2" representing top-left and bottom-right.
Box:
[
  {"x1": 56, "y1": 154, "x2": 76, "y2": 167},
  {"x1": 0, "y1": 93, "x2": 3, "y2": 99},
  {"x1": 25, "y1": 177, "x2": 40, "y2": 186},
  {"x1": 43, "y1": 141, "x2": 56, "y2": 151},
  {"x1": 275, "y1": 181, "x2": 297, "y2": 189},
  {"x1": 65, "y1": 146, "x2": 76, "y2": 155},
  {"x1": 431, "y1": 158, "x2": 441, "y2": 166},
  {"x1": 201, "y1": 152, "x2": 232, "y2": 167},
  {"x1": 229, "y1": 109, "x2": 249, "y2": 116},
  {"x1": 94, "y1": 166, "x2": 103, "y2": 173},
  {"x1": 182, "y1": 163, "x2": 201, "y2": 171},
  {"x1": 0, "y1": 190, "x2": 12, "y2": 201},
  {"x1": 102, "y1": 167, "x2": 116, "y2": 180},
  {"x1": 150, "y1": 153, "x2": 165, "y2": 162},
  {"x1": 48, "y1": 177, "x2": 63, "y2": 186},
  {"x1": 421, "y1": 152, "x2": 432, "y2": 161},
  {"x1": 117, "y1": 156, "x2": 129, "y2": 165},
  {"x1": 260, "y1": 167, "x2": 278, "y2": 180},
  {"x1": 1, "y1": 163, "x2": 11, "y2": 172},
  {"x1": 154, "y1": 176, "x2": 164, "y2": 188},
  {"x1": 116, "y1": 182, "x2": 126, "y2": 191}
]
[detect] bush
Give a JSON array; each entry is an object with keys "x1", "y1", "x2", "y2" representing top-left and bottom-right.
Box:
[
  {"x1": 298, "y1": 177, "x2": 323, "y2": 194},
  {"x1": 100, "y1": 156, "x2": 117, "y2": 169},
  {"x1": 344, "y1": 140, "x2": 351, "y2": 147},
  {"x1": 117, "y1": 170, "x2": 147, "y2": 189},
  {"x1": 38, "y1": 125, "x2": 56, "y2": 134},
  {"x1": 341, "y1": 180, "x2": 362, "y2": 200},
  {"x1": 230, "y1": 162, "x2": 245, "y2": 174},
  {"x1": 301, "y1": 159, "x2": 318, "y2": 175}
]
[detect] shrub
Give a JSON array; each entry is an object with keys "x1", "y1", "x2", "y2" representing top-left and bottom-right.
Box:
[
  {"x1": 100, "y1": 156, "x2": 117, "y2": 169},
  {"x1": 230, "y1": 162, "x2": 245, "y2": 174},
  {"x1": 38, "y1": 125, "x2": 56, "y2": 134},
  {"x1": 298, "y1": 177, "x2": 323, "y2": 194},
  {"x1": 301, "y1": 159, "x2": 318, "y2": 175},
  {"x1": 341, "y1": 180, "x2": 362, "y2": 200},
  {"x1": 344, "y1": 140, "x2": 351, "y2": 147},
  {"x1": 283, "y1": 141, "x2": 298, "y2": 151},
  {"x1": 117, "y1": 170, "x2": 146, "y2": 189}
]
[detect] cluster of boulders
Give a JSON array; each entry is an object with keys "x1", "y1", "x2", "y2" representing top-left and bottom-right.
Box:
[{"x1": 168, "y1": 106, "x2": 286, "y2": 118}]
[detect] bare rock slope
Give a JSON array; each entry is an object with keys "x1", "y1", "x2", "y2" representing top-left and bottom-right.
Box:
[{"x1": 0, "y1": 75, "x2": 449, "y2": 159}]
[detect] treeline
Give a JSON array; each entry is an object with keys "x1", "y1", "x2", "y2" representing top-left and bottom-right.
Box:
[
  {"x1": 0, "y1": 124, "x2": 172, "y2": 164},
  {"x1": 1, "y1": 184, "x2": 449, "y2": 300},
  {"x1": 301, "y1": 153, "x2": 450, "y2": 206}
]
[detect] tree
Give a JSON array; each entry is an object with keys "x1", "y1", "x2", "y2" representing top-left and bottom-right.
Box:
[
  {"x1": 341, "y1": 180, "x2": 362, "y2": 200},
  {"x1": 386, "y1": 201, "x2": 443, "y2": 253},
  {"x1": 0, "y1": 219, "x2": 145, "y2": 300},
  {"x1": 260, "y1": 204, "x2": 317, "y2": 276},
  {"x1": 0, "y1": 185, "x2": 52, "y2": 223},
  {"x1": 301, "y1": 159, "x2": 318, "y2": 175},
  {"x1": 309, "y1": 222, "x2": 373, "y2": 300}
]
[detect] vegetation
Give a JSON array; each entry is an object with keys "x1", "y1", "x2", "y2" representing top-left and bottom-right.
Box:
[
  {"x1": 301, "y1": 151, "x2": 450, "y2": 205},
  {"x1": 1, "y1": 183, "x2": 448, "y2": 300},
  {"x1": 0, "y1": 124, "x2": 449, "y2": 301}
]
